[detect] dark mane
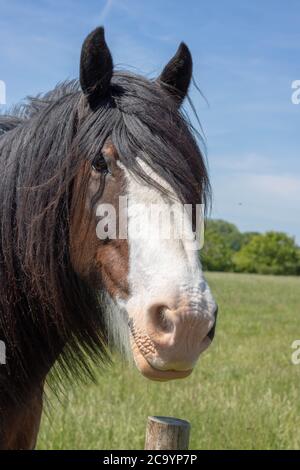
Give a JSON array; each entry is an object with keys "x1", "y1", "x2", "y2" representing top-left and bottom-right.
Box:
[{"x1": 0, "y1": 73, "x2": 210, "y2": 408}]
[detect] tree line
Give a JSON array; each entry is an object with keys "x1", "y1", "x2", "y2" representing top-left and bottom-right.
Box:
[{"x1": 201, "y1": 219, "x2": 300, "y2": 275}]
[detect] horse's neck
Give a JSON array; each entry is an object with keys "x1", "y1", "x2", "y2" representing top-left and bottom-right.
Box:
[
  {"x1": 0, "y1": 382, "x2": 44, "y2": 450},
  {"x1": 0, "y1": 319, "x2": 65, "y2": 449}
]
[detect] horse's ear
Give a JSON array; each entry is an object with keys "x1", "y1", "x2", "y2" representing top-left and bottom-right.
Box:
[
  {"x1": 80, "y1": 27, "x2": 113, "y2": 109},
  {"x1": 158, "y1": 43, "x2": 192, "y2": 106}
]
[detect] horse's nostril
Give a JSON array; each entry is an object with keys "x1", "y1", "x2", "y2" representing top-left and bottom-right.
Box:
[
  {"x1": 148, "y1": 303, "x2": 174, "y2": 334},
  {"x1": 207, "y1": 305, "x2": 218, "y2": 341}
]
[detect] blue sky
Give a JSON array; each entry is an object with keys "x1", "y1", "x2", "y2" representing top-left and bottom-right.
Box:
[{"x1": 0, "y1": 0, "x2": 299, "y2": 241}]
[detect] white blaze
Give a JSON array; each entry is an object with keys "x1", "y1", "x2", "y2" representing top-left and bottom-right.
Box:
[{"x1": 119, "y1": 160, "x2": 216, "y2": 324}]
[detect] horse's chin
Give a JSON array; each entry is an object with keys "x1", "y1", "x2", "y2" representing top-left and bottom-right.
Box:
[{"x1": 131, "y1": 340, "x2": 193, "y2": 382}]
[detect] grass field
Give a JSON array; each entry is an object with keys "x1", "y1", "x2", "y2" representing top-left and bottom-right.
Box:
[{"x1": 37, "y1": 272, "x2": 300, "y2": 450}]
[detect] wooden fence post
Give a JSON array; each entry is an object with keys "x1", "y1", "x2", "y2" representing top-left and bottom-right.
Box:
[{"x1": 145, "y1": 416, "x2": 190, "y2": 450}]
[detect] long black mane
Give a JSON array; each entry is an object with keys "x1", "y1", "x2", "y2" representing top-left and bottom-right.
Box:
[{"x1": 0, "y1": 73, "x2": 210, "y2": 409}]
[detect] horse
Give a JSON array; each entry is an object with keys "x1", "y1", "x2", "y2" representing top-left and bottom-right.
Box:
[{"x1": 0, "y1": 27, "x2": 218, "y2": 449}]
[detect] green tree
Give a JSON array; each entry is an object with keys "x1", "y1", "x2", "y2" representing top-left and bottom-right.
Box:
[
  {"x1": 206, "y1": 219, "x2": 243, "y2": 251},
  {"x1": 241, "y1": 231, "x2": 260, "y2": 246},
  {"x1": 201, "y1": 221, "x2": 235, "y2": 271},
  {"x1": 233, "y1": 231, "x2": 300, "y2": 275}
]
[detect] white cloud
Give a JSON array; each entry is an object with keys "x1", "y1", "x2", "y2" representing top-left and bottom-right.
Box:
[
  {"x1": 210, "y1": 164, "x2": 300, "y2": 243},
  {"x1": 99, "y1": 0, "x2": 114, "y2": 23},
  {"x1": 212, "y1": 152, "x2": 273, "y2": 173},
  {"x1": 247, "y1": 173, "x2": 300, "y2": 200}
]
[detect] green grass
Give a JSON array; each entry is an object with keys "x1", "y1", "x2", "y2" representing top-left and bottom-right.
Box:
[{"x1": 37, "y1": 272, "x2": 300, "y2": 450}]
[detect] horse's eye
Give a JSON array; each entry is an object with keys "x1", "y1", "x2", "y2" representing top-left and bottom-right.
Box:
[{"x1": 91, "y1": 154, "x2": 109, "y2": 174}]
